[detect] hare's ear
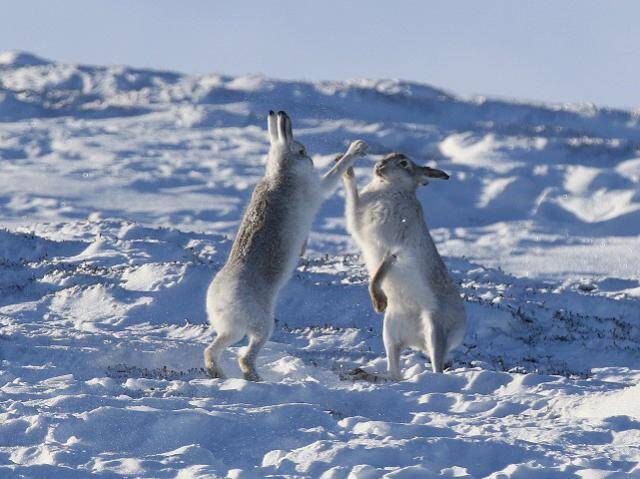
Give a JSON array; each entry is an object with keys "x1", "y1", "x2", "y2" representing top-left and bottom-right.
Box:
[
  {"x1": 267, "y1": 110, "x2": 278, "y2": 145},
  {"x1": 284, "y1": 114, "x2": 293, "y2": 140},
  {"x1": 277, "y1": 110, "x2": 293, "y2": 143},
  {"x1": 417, "y1": 165, "x2": 450, "y2": 185}
]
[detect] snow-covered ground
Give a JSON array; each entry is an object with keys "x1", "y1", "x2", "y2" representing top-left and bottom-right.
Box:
[{"x1": 0, "y1": 51, "x2": 639, "y2": 478}]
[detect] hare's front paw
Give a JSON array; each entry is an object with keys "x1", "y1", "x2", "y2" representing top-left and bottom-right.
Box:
[
  {"x1": 343, "y1": 166, "x2": 355, "y2": 178},
  {"x1": 346, "y1": 140, "x2": 368, "y2": 157},
  {"x1": 372, "y1": 293, "x2": 388, "y2": 313}
]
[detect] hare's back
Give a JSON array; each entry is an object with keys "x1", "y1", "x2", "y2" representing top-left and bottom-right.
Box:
[{"x1": 227, "y1": 179, "x2": 307, "y2": 282}]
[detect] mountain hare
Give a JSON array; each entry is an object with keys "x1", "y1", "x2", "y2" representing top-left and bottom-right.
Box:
[
  {"x1": 204, "y1": 111, "x2": 368, "y2": 381},
  {"x1": 342, "y1": 153, "x2": 466, "y2": 380}
]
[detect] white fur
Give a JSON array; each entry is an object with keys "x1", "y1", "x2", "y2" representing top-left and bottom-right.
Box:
[{"x1": 204, "y1": 111, "x2": 367, "y2": 381}]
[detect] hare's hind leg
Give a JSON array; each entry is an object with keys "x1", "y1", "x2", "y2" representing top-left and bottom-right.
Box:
[
  {"x1": 384, "y1": 337, "x2": 403, "y2": 381},
  {"x1": 423, "y1": 313, "x2": 446, "y2": 373},
  {"x1": 383, "y1": 313, "x2": 404, "y2": 381},
  {"x1": 204, "y1": 329, "x2": 243, "y2": 379},
  {"x1": 239, "y1": 316, "x2": 274, "y2": 382}
]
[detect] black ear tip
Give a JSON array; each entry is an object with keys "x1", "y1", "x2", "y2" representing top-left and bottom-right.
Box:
[
  {"x1": 269, "y1": 110, "x2": 275, "y2": 116},
  {"x1": 443, "y1": 173, "x2": 450, "y2": 180},
  {"x1": 277, "y1": 110, "x2": 287, "y2": 116}
]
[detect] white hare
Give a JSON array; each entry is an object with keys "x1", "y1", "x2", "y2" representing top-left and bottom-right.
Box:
[
  {"x1": 204, "y1": 110, "x2": 368, "y2": 381},
  {"x1": 342, "y1": 153, "x2": 466, "y2": 380}
]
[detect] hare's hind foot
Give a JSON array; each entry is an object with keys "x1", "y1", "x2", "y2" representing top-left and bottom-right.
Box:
[
  {"x1": 242, "y1": 369, "x2": 263, "y2": 382},
  {"x1": 238, "y1": 333, "x2": 268, "y2": 382},
  {"x1": 203, "y1": 349, "x2": 226, "y2": 379},
  {"x1": 205, "y1": 366, "x2": 226, "y2": 379},
  {"x1": 204, "y1": 330, "x2": 243, "y2": 380},
  {"x1": 239, "y1": 357, "x2": 262, "y2": 382},
  {"x1": 203, "y1": 352, "x2": 226, "y2": 379}
]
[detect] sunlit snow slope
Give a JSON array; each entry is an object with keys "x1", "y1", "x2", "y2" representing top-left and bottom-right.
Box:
[{"x1": 0, "y1": 51, "x2": 639, "y2": 478}]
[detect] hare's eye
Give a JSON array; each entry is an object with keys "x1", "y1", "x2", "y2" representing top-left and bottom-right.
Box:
[
  {"x1": 299, "y1": 148, "x2": 305, "y2": 155},
  {"x1": 399, "y1": 160, "x2": 408, "y2": 167}
]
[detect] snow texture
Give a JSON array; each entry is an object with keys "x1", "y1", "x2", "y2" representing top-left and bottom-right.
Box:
[{"x1": 0, "y1": 52, "x2": 639, "y2": 478}]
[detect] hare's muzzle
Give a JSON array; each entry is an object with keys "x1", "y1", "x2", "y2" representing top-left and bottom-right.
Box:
[{"x1": 374, "y1": 162, "x2": 388, "y2": 176}]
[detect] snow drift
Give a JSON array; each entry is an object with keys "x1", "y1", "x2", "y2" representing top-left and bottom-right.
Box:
[{"x1": 0, "y1": 52, "x2": 638, "y2": 478}]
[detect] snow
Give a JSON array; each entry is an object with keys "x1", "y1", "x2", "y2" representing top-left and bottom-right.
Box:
[{"x1": 0, "y1": 52, "x2": 639, "y2": 478}]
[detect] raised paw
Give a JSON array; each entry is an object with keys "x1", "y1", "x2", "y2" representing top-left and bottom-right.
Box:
[
  {"x1": 373, "y1": 295, "x2": 387, "y2": 313},
  {"x1": 370, "y1": 288, "x2": 388, "y2": 313},
  {"x1": 346, "y1": 140, "x2": 368, "y2": 157},
  {"x1": 343, "y1": 166, "x2": 355, "y2": 178}
]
